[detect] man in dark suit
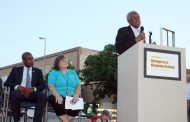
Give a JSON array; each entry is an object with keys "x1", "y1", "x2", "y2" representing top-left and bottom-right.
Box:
[
  {"x1": 5, "y1": 52, "x2": 47, "y2": 122},
  {"x1": 115, "y1": 11, "x2": 145, "y2": 55}
]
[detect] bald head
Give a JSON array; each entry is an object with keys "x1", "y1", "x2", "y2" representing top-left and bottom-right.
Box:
[{"x1": 127, "y1": 11, "x2": 141, "y2": 28}]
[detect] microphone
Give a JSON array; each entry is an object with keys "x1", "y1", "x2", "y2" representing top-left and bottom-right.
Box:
[
  {"x1": 140, "y1": 26, "x2": 145, "y2": 43},
  {"x1": 140, "y1": 26, "x2": 144, "y2": 33}
]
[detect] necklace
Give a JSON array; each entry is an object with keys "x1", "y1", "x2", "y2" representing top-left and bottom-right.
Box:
[{"x1": 60, "y1": 69, "x2": 69, "y2": 96}]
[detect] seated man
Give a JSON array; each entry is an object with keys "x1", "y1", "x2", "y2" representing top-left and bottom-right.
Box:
[{"x1": 5, "y1": 52, "x2": 47, "y2": 122}]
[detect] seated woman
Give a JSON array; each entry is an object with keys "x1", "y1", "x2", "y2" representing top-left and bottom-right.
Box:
[{"x1": 48, "y1": 55, "x2": 81, "y2": 122}]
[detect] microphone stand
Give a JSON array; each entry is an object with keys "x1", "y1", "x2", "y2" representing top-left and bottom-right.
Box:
[{"x1": 149, "y1": 31, "x2": 152, "y2": 44}]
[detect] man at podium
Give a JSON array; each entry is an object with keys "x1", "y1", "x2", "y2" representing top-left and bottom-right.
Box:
[{"x1": 115, "y1": 11, "x2": 145, "y2": 55}]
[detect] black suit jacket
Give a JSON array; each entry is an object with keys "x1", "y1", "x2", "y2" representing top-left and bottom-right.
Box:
[
  {"x1": 5, "y1": 66, "x2": 45, "y2": 91},
  {"x1": 115, "y1": 25, "x2": 137, "y2": 55}
]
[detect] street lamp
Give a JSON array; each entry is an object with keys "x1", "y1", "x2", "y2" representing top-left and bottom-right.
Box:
[{"x1": 39, "y1": 37, "x2": 46, "y2": 74}]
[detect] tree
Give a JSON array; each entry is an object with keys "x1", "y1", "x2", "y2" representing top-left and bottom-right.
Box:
[{"x1": 81, "y1": 44, "x2": 118, "y2": 103}]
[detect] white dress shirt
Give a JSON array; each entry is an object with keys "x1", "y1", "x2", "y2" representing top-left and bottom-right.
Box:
[
  {"x1": 21, "y1": 66, "x2": 32, "y2": 87},
  {"x1": 15, "y1": 66, "x2": 37, "y2": 91},
  {"x1": 130, "y1": 25, "x2": 143, "y2": 43}
]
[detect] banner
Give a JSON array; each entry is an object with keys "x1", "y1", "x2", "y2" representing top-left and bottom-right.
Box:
[{"x1": 144, "y1": 48, "x2": 181, "y2": 80}]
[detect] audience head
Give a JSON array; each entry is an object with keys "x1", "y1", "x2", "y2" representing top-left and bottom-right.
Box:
[
  {"x1": 53, "y1": 55, "x2": 69, "y2": 70},
  {"x1": 101, "y1": 110, "x2": 111, "y2": 121}
]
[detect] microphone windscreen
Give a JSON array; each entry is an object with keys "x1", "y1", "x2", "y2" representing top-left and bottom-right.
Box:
[{"x1": 140, "y1": 26, "x2": 144, "y2": 33}]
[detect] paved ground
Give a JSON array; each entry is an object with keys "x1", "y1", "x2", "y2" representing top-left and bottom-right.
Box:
[{"x1": 5, "y1": 112, "x2": 91, "y2": 122}]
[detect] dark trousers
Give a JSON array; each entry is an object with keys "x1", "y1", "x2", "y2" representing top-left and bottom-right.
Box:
[
  {"x1": 48, "y1": 95, "x2": 80, "y2": 117},
  {"x1": 10, "y1": 90, "x2": 47, "y2": 122}
]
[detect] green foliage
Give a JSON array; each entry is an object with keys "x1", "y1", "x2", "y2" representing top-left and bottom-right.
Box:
[
  {"x1": 81, "y1": 44, "x2": 118, "y2": 103},
  {"x1": 68, "y1": 64, "x2": 75, "y2": 70}
]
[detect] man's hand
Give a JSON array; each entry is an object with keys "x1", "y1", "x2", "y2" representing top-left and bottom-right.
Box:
[
  {"x1": 135, "y1": 32, "x2": 145, "y2": 42},
  {"x1": 18, "y1": 85, "x2": 25, "y2": 92},
  {"x1": 18, "y1": 86, "x2": 27, "y2": 95},
  {"x1": 27, "y1": 88, "x2": 35, "y2": 94},
  {"x1": 18, "y1": 86, "x2": 34, "y2": 96}
]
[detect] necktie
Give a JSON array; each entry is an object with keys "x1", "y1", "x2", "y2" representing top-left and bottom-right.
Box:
[{"x1": 26, "y1": 68, "x2": 31, "y2": 88}]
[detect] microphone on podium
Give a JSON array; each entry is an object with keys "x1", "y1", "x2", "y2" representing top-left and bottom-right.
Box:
[
  {"x1": 140, "y1": 26, "x2": 145, "y2": 43},
  {"x1": 140, "y1": 26, "x2": 144, "y2": 33}
]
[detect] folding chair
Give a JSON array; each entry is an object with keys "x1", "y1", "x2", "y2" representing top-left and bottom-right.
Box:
[{"x1": 3, "y1": 86, "x2": 48, "y2": 122}]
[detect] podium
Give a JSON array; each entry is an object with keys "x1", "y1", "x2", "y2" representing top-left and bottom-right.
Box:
[{"x1": 117, "y1": 43, "x2": 187, "y2": 122}]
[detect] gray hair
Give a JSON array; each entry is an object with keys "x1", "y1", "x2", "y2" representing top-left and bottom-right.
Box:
[{"x1": 126, "y1": 11, "x2": 139, "y2": 23}]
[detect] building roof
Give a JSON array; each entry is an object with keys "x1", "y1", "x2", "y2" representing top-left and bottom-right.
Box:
[{"x1": 0, "y1": 46, "x2": 98, "y2": 70}]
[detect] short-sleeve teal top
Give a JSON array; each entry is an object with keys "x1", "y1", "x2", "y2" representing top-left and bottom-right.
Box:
[{"x1": 48, "y1": 69, "x2": 80, "y2": 97}]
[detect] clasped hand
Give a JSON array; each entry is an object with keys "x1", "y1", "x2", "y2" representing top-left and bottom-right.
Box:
[{"x1": 18, "y1": 86, "x2": 34, "y2": 96}]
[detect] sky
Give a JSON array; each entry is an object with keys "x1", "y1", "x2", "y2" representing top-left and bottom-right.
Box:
[{"x1": 0, "y1": 0, "x2": 190, "y2": 68}]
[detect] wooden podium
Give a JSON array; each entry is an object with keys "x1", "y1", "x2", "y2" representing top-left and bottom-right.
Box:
[{"x1": 117, "y1": 43, "x2": 187, "y2": 122}]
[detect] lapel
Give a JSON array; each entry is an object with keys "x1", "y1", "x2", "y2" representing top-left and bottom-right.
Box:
[
  {"x1": 19, "y1": 66, "x2": 35, "y2": 86},
  {"x1": 18, "y1": 67, "x2": 24, "y2": 84},
  {"x1": 31, "y1": 67, "x2": 35, "y2": 84},
  {"x1": 127, "y1": 25, "x2": 136, "y2": 40}
]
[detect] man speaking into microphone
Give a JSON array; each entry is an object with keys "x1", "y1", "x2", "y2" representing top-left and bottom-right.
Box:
[{"x1": 115, "y1": 11, "x2": 145, "y2": 55}]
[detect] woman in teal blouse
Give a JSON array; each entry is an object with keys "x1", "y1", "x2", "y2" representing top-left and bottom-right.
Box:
[{"x1": 48, "y1": 55, "x2": 81, "y2": 122}]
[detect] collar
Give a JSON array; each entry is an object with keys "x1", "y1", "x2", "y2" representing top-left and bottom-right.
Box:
[
  {"x1": 130, "y1": 25, "x2": 140, "y2": 33},
  {"x1": 24, "y1": 66, "x2": 32, "y2": 70}
]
